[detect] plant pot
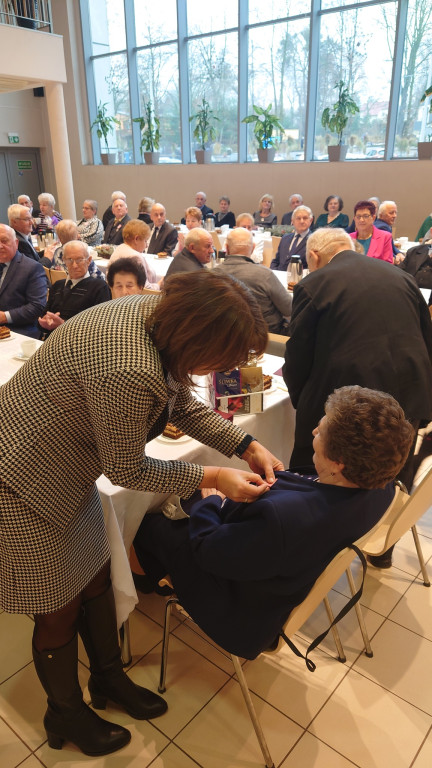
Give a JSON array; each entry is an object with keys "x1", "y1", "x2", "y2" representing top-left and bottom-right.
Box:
[
  {"x1": 327, "y1": 145, "x2": 348, "y2": 162},
  {"x1": 101, "y1": 152, "x2": 117, "y2": 165},
  {"x1": 144, "y1": 151, "x2": 160, "y2": 165},
  {"x1": 195, "y1": 149, "x2": 212, "y2": 164},
  {"x1": 257, "y1": 147, "x2": 276, "y2": 163},
  {"x1": 417, "y1": 142, "x2": 432, "y2": 160}
]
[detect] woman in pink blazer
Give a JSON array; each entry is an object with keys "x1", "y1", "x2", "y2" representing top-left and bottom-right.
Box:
[{"x1": 350, "y1": 200, "x2": 393, "y2": 263}]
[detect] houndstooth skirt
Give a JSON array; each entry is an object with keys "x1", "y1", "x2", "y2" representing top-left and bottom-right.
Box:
[{"x1": 0, "y1": 480, "x2": 110, "y2": 614}]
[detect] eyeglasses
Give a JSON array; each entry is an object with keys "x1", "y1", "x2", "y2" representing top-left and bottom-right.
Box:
[
  {"x1": 64, "y1": 257, "x2": 87, "y2": 265},
  {"x1": 355, "y1": 214, "x2": 372, "y2": 221}
]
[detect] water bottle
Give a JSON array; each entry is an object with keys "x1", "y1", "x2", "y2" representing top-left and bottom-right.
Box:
[{"x1": 290, "y1": 255, "x2": 303, "y2": 285}]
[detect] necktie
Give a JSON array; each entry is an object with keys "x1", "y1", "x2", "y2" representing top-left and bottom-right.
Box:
[
  {"x1": 290, "y1": 234, "x2": 300, "y2": 253},
  {"x1": 153, "y1": 227, "x2": 159, "y2": 239},
  {"x1": 0, "y1": 263, "x2": 5, "y2": 280}
]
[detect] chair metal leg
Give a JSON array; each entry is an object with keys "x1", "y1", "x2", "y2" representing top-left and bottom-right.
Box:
[
  {"x1": 323, "y1": 596, "x2": 346, "y2": 663},
  {"x1": 230, "y1": 654, "x2": 275, "y2": 768},
  {"x1": 411, "y1": 525, "x2": 431, "y2": 587},
  {"x1": 119, "y1": 618, "x2": 132, "y2": 666},
  {"x1": 158, "y1": 597, "x2": 179, "y2": 693},
  {"x1": 345, "y1": 567, "x2": 373, "y2": 657}
]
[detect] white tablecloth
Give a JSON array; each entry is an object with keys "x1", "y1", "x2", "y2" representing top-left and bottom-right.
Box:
[{"x1": 0, "y1": 335, "x2": 294, "y2": 625}]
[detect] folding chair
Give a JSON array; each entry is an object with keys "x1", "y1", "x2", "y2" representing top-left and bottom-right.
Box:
[{"x1": 157, "y1": 486, "x2": 406, "y2": 768}]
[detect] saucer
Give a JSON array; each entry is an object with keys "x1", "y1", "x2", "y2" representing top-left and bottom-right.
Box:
[{"x1": 13, "y1": 352, "x2": 31, "y2": 361}]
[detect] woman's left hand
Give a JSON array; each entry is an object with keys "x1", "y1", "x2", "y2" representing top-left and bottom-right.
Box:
[{"x1": 241, "y1": 441, "x2": 284, "y2": 485}]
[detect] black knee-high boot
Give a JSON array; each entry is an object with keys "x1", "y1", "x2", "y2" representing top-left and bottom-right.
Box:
[
  {"x1": 33, "y1": 636, "x2": 131, "y2": 756},
  {"x1": 79, "y1": 585, "x2": 167, "y2": 719}
]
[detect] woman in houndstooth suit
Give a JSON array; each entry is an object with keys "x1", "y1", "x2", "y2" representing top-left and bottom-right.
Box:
[{"x1": 0, "y1": 270, "x2": 283, "y2": 757}]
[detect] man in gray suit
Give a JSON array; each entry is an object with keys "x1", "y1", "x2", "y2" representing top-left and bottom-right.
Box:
[
  {"x1": 8, "y1": 203, "x2": 41, "y2": 261},
  {"x1": 218, "y1": 228, "x2": 292, "y2": 333},
  {"x1": 0, "y1": 224, "x2": 47, "y2": 338}
]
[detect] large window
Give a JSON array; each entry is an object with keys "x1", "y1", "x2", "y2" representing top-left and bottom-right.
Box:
[{"x1": 81, "y1": 0, "x2": 426, "y2": 165}]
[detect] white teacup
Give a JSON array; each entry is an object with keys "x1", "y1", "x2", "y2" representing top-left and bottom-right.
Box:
[{"x1": 20, "y1": 339, "x2": 37, "y2": 358}]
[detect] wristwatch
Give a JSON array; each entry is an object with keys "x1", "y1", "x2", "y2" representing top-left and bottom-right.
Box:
[{"x1": 234, "y1": 434, "x2": 256, "y2": 458}]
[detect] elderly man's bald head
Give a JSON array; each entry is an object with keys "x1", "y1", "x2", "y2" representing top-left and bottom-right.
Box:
[{"x1": 226, "y1": 227, "x2": 254, "y2": 257}]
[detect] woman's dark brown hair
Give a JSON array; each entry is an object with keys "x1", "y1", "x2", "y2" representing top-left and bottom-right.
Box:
[
  {"x1": 323, "y1": 385, "x2": 414, "y2": 489},
  {"x1": 148, "y1": 271, "x2": 268, "y2": 384},
  {"x1": 353, "y1": 199, "x2": 376, "y2": 217}
]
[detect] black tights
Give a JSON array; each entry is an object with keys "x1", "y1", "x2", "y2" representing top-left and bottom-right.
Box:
[{"x1": 33, "y1": 561, "x2": 111, "y2": 652}]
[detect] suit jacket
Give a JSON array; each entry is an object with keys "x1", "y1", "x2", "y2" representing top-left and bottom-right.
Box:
[
  {"x1": 165, "y1": 248, "x2": 204, "y2": 276},
  {"x1": 271, "y1": 231, "x2": 309, "y2": 270},
  {"x1": 0, "y1": 295, "x2": 247, "y2": 608},
  {"x1": 400, "y1": 244, "x2": 432, "y2": 289},
  {"x1": 13, "y1": 230, "x2": 40, "y2": 261},
  {"x1": 374, "y1": 218, "x2": 401, "y2": 256},
  {"x1": 146, "y1": 221, "x2": 178, "y2": 255},
  {"x1": 217, "y1": 255, "x2": 292, "y2": 332},
  {"x1": 0, "y1": 250, "x2": 47, "y2": 337},
  {"x1": 350, "y1": 225, "x2": 393, "y2": 262},
  {"x1": 103, "y1": 214, "x2": 131, "y2": 245},
  {"x1": 134, "y1": 472, "x2": 394, "y2": 658},
  {"x1": 283, "y1": 250, "x2": 432, "y2": 467}
]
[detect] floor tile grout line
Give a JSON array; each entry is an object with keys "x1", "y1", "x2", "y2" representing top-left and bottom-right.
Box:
[
  {"x1": 341, "y1": 664, "x2": 432, "y2": 720},
  {"x1": 409, "y1": 722, "x2": 432, "y2": 767}
]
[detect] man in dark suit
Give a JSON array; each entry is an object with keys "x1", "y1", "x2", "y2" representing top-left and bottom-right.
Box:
[
  {"x1": 271, "y1": 206, "x2": 313, "y2": 270},
  {"x1": 283, "y1": 227, "x2": 432, "y2": 479},
  {"x1": 146, "y1": 203, "x2": 177, "y2": 256},
  {"x1": 0, "y1": 224, "x2": 47, "y2": 338},
  {"x1": 375, "y1": 201, "x2": 402, "y2": 262},
  {"x1": 165, "y1": 228, "x2": 214, "y2": 276},
  {"x1": 8, "y1": 203, "x2": 41, "y2": 261},
  {"x1": 38, "y1": 240, "x2": 110, "y2": 337},
  {"x1": 103, "y1": 198, "x2": 130, "y2": 246},
  {"x1": 102, "y1": 190, "x2": 127, "y2": 230},
  {"x1": 281, "y1": 193, "x2": 303, "y2": 225},
  {"x1": 181, "y1": 191, "x2": 214, "y2": 225}
]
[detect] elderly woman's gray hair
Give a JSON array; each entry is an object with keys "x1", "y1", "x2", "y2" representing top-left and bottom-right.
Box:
[
  {"x1": 38, "y1": 193, "x2": 56, "y2": 207},
  {"x1": 83, "y1": 199, "x2": 98, "y2": 213}
]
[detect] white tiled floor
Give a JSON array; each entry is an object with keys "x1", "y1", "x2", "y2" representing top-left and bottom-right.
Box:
[{"x1": 1, "y1": 472, "x2": 431, "y2": 767}]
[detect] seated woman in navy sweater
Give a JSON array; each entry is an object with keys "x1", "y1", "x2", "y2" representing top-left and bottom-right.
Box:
[{"x1": 134, "y1": 385, "x2": 413, "y2": 659}]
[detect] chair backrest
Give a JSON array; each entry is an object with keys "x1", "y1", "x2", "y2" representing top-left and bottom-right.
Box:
[
  {"x1": 50, "y1": 268, "x2": 68, "y2": 284},
  {"x1": 271, "y1": 236, "x2": 281, "y2": 258},
  {"x1": 362, "y1": 468, "x2": 432, "y2": 556},
  {"x1": 264, "y1": 485, "x2": 405, "y2": 655},
  {"x1": 141, "y1": 288, "x2": 160, "y2": 295},
  {"x1": 211, "y1": 231, "x2": 222, "y2": 252},
  {"x1": 266, "y1": 332, "x2": 289, "y2": 356},
  {"x1": 43, "y1": 265, "x2": 52, "y2": 284}
]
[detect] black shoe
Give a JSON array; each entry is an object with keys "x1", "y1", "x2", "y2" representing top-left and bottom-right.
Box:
[
  {"x1": 89, "y1": 671, "x2": 168, "y2": 720},
  {"x1": 44, "y1": 700, "x2": 131, "y2": 755},
  {"x1": 79, "y1": 585, "x2": 168, "y2": 720},
  {"x1": 33, "y1": 637, "x2": 130, "y2": 756}
]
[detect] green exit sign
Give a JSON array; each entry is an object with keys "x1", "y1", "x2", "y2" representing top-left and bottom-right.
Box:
[
  {"x1": 17, "y1": 160, "x2": 32, "y2": 170},
  {"x1": 8, "y1": 133, "x2": 19, "y2": 144}
]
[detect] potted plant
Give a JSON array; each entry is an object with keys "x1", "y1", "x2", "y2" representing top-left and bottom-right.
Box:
[
  {"x1": 90, "y1": 102, "x2": 120, "y2": 165},
  {"x1": 133, "y1": 102, "x2": 161, "y2": 164},
  {"x1": 418, "y1": 84, "x2": 432, "y2": 160},
  {"x1": 189, "y1": 98, "x2": 219, "y2": 164},
  {"x1": 321, "y1": 81, "x2": 359, "y2": 161},
  {"x1": 242, "y1": 103, "x2": 284, "y2": 162}
]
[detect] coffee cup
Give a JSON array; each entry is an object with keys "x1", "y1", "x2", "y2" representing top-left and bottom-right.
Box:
[{"x1": 20, "y1": 339, "x2": 37, "y2": 358}]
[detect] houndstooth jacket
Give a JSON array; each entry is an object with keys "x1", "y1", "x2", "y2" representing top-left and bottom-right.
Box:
[{"x1": 0, "y1": 295, "x2": 247, "y2": 532}]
